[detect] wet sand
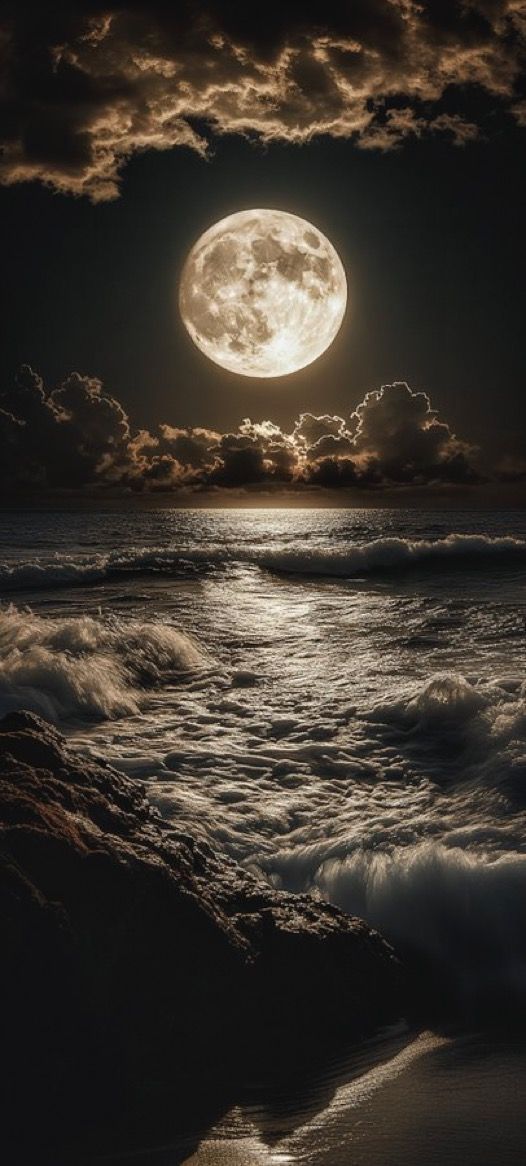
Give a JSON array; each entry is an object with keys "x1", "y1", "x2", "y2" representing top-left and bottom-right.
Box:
[{"x1": 183, "y1": 1030, "x2": 526, "y2": 1166}]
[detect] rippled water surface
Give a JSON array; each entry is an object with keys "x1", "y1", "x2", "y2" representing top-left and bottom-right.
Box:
[
  {"x1": 181, "y1": 1030, "x2": 526, "y2": 1166},
  {"x1": 2, "y1": 507, "x2": 526, "y2": 1000}
]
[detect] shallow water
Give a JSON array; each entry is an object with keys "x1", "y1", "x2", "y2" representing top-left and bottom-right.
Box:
[
  {"x1": 1, "y1": 507, "x2": 526, "y2": 999},
  {"x1": 184, "y1": 1031, "x2": 526, "y2": 1166},
  {"x1": 101, "y1": 1029, "x2": 526, "y2": 1166}
]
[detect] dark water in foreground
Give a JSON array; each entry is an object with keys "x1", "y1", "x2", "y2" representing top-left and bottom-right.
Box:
[
  {"x1": 1, "y1": 507, "x2": 525, "y2": 1162},
  {"x1": 106, "y1": 1031, "x2": 526, "y2": 1166}
]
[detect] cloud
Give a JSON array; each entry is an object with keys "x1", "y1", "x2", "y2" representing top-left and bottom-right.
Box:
[
  {"x1": 159, "y1": 424, "x2": 221, "y2": 469},
  {"x1": 1, "y1": 2, "x2": 525, "y2": 200},
  {"x1": 210, "y1": 423, "x2": 298, "y2": 487},
  {"x1": 0, "y1": 364, "x2": 132, "y2": 488},
  {"x1": 495, "y1": 453, "x2": 526, "y2": 481},
  {"x1": 349, "y1": 382, "x2": 479, "y2": 484},
  {"x1": 0, "y1": 366, "x2": 481, "y2": 495},
  {"x1": 292, "y1": 412, "x2": 348, "y2": 451}
]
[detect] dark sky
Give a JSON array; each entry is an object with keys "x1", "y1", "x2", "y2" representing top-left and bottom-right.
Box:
[{"x1": 1, "y1": 1, "x2": 525, "y2": 497}]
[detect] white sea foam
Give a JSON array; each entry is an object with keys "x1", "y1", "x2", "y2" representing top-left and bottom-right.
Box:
[
  {"x1": 363, "y1": 672, "x2": 526, "y2": 799},
  {"x1": 258, "y1": 533, "x2": 526, "y2": 577},
  {"x1": 0, "y1": 605, "x2": 207, "y2": 721},
  {"x1": 1, "y1": 533, "x2": 525, "y2": 591},
  {"x1": 0, "y1": 547, "x2": 218, "y2": 591},
  {"x1": 314, "y1": 842, "x2": 526, "y2": 998},
  {"x1": 2, "y1": 507, "x2": 526, "y2": 1007}
]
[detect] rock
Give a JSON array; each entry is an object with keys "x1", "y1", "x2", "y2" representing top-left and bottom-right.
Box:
[
  {"x1": 231, "y1": 669, "x2": 258, "y2": 687},
  {"x1": 0, "y1": 711, "x2": 405, "y2": 1158}
]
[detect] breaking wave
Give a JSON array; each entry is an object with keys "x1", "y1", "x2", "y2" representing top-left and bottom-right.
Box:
[
  {"x1": 1, "y1": 533, "x2": 526, "y2": 592},
  {"x1": 0, "y1": 547, "x2": 218, "y2": 591},
  {"x1": 362, "y1": 672, "x2": 526, "y2": 802},
  {"x1": 258, "y1": 533, "x2": 526, "y2": 577},
  {"x1": 313, "y1": 842, "x2": 526, "y2": 1004},
  {"x1": 0, "y1": 606, "x2": 207, "y2": 722},
  {"x1": 257, "y1": 673, "x2": 526, "y2": 1006}
]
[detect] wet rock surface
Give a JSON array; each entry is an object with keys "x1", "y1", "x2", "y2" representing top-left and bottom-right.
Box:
[{"x1": 0, "y1": 711, "x2": 405, "y2": 1160}]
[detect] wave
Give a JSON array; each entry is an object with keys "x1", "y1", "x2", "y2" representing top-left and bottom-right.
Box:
[
  {"x1": 259, "y1": 672, "x2": 526, "y2": 1006},
  {"x1": 258, "y1": 533, "x2": 526, "y2": 577},
  {"x1": 1, "y1": 534, "x2": 526, "y2": 592},
  {"x1": 313, "y1": 841, "x2": 526, "y2": 1006},
  {"x1": 0, "y1": 547, "x2": 219, "y2": 592},
  {"x1": 0, "y1": 606, "x2": 207, "y2": 722},
  {"x1": 361, "y1": 672, "x2": 526, "y2": 804}
]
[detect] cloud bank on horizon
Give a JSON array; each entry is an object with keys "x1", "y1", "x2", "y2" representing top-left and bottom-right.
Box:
[
  {"x1": 1, "y1": 1, "x2": 525, "y2": 201},
  {"x1": 1, "y1": 366, "x2": 488, "y2": 494}
]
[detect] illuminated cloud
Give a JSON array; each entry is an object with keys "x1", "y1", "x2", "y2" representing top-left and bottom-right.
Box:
[
  {"x1": 349, "y1": 382, "x2": 479, "y2": 484},
  {"x1": 1, "y1": 2, "x2": 524, "y2": 200},
  {"x1": 0, "y1": 367, "x2": 480, "y2": 494},
  {"x1": 0, "y1": 365, "x2": 131, "y2": 488}
]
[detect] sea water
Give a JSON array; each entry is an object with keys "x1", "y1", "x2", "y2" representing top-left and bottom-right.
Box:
[{"x1": 1, "y1": 507, "x2": 526, "y2": 1159}]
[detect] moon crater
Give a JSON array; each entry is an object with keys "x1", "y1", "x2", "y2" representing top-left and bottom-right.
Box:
[{"x1": 179, "y1": 209, "x2": 347, "y2": 378}]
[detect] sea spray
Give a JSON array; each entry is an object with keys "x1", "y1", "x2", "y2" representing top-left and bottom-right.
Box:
[
  {"x1": 1, "y1": 533, "x2": 526, "y2": 591},
  {"x1": 0, "y1": 605, "x2": 207, "y2": 721}
]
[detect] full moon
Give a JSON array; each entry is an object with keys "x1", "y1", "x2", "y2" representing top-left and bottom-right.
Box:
[{"x1": 179, "y1": 209, "x2": 347, "y2": 378}]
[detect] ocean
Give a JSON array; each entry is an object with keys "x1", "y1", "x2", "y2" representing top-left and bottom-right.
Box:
[{"x1": 1, "y1": 506, "x2": 526, "y2": 1161}]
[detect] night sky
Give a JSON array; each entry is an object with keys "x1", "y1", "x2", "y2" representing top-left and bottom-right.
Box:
[{"x1": 1, "y1": 2, "x2": 525, "y2": 499}]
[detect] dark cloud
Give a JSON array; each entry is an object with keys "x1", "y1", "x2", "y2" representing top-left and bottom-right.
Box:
[
  {"x1": 350, "y1": 382, "x2": 479, "y2": 484},
  {"x1": 495, "y1": 454, "x2": 526, "y2": 481},
  {"x1": 205, "y1": 422, "x2": 297, "y2": 487},
  {"x1": 1, "y1": 1, "x2": 524, "y2": 200},
  {"x1": 0, "y1": 364, "x2": 132, "y2": 488},
  {"x1": 0, "y1": 367, "x2": 482, "y2": 495},
  {"x1": 292, "y1": 412, "x2": 348, "y2": 451},
  {"x1": 304, "y1": 455, "x2": 360, "y2": 488},
  {"x1": 159, "y1": 424, "x2": 221, "y2": 470}
]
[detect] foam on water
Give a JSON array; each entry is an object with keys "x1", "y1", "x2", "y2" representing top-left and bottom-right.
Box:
[
  {"x1": 2, "y1": 507, "x2": 526, "y2": 1004},
  {"x1": 313, "y1": 841, "x2": 526, "y2": 998},
  {"x1": 258, "y1": 533, "x2": 526, "y2": 577},
  {"x1": 0, "y1": 547, "x2": 217, "y2": 591},
  {"x1": 0, "y1": 605, "x2": 207, "y2": 721},
  {"x1": 1, "y1": 532, "x2": 526, "y2": 592}
]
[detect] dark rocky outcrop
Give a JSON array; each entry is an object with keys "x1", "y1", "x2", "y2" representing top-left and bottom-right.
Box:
[{"x1": 0, "y1": 712, "x2": 405, "y2": 1160}]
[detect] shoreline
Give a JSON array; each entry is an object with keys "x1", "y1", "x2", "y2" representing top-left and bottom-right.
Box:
[
  {"x1": 101, "y1": 1028, "x2": 526, "y2": 1166},
  {"x1": 2, "y1": 705, "x2": 526, "y2": 1163},
  {"x1": 0, "y1": 711, "x2": 405, "y2": 1163}
]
